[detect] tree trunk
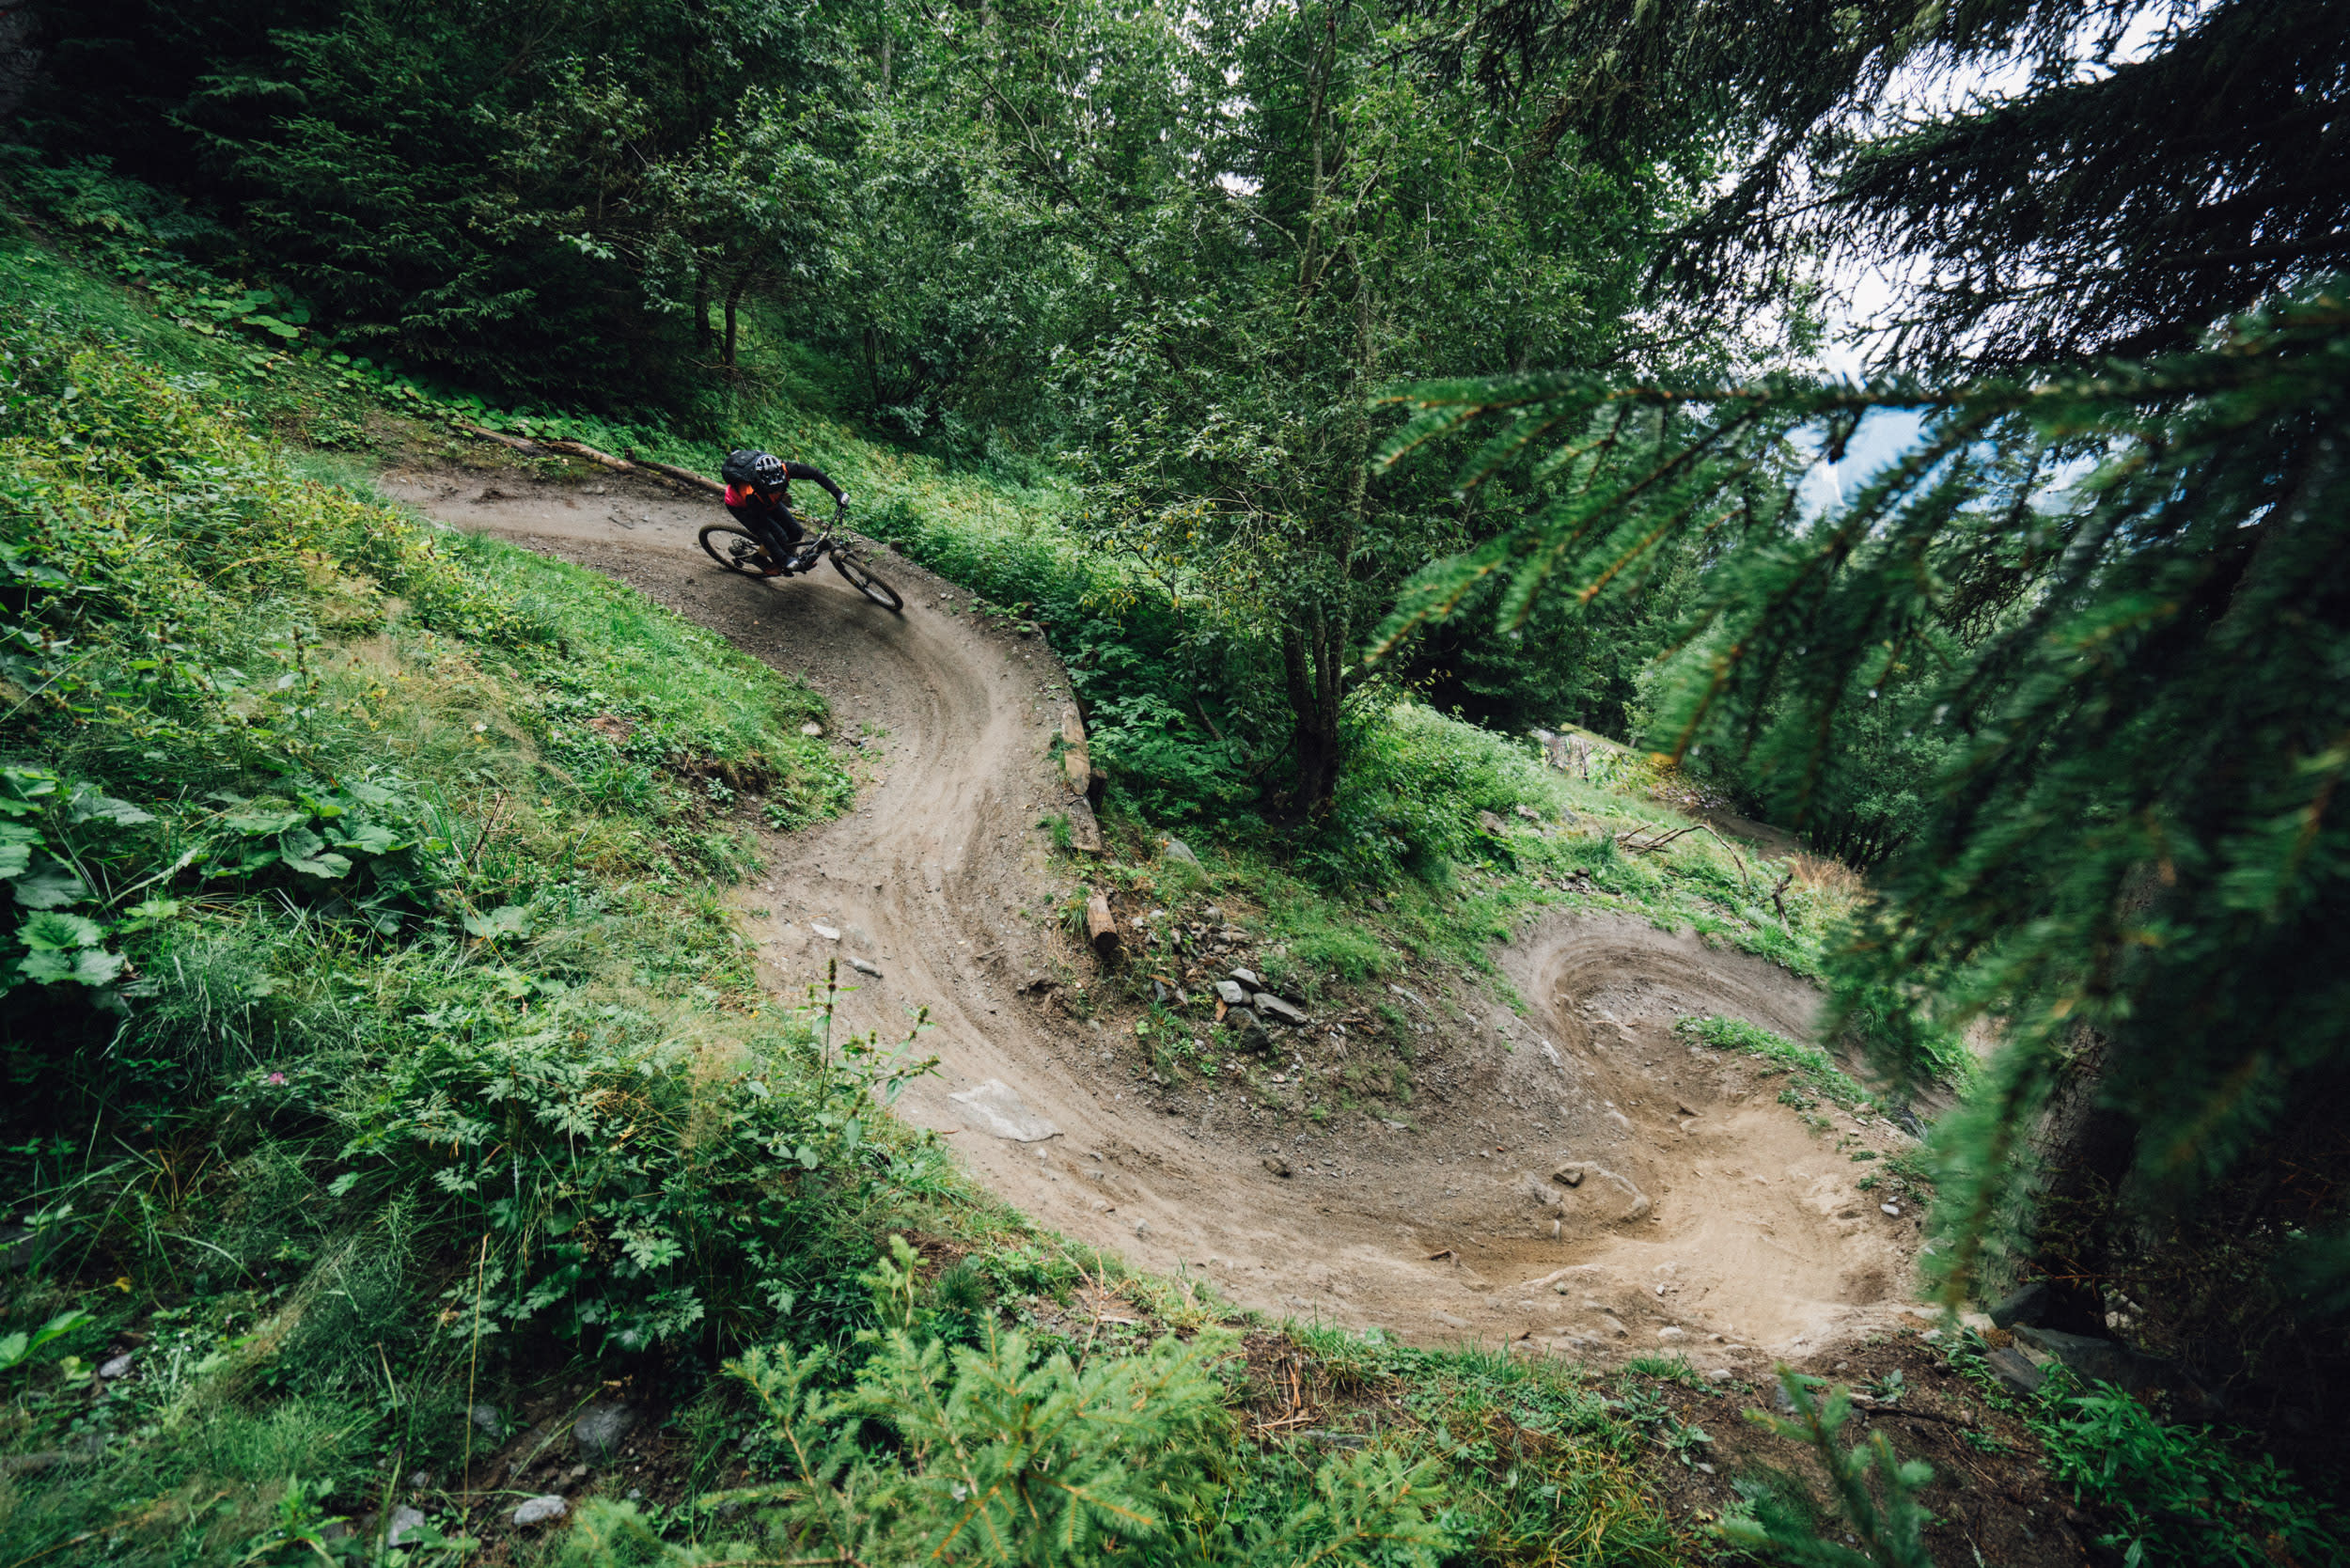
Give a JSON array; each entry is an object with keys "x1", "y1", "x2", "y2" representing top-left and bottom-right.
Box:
[
  {"x1": 1282, "y1": 608, "x2": 1345, "y2": 814},
  {"x1": 723, "y1": 268, "x2": 751, "y2": 368},
  {"x1": 864, "y1": 324, "x2": 885, "y2": 407},
  {"x1": 693, "y1": 266, "x2": 713, "y2": 357}
]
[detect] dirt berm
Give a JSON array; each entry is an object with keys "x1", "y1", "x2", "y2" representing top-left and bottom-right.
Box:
[{"x1": 380, "y1": 463, "x2": 1934, "y2": 1372}]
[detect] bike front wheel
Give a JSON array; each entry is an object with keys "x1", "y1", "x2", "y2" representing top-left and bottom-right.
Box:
[
  {"x1": 698, "y1": 523, "x2": 783, "y2": 577},
  {"x1": 830, "y1": 544, "x2": 904, "y2": 612}
]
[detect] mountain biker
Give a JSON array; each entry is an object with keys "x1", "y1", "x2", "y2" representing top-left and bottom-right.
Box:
[{"x1": 719, "y1": 448, "x2": 849, "y2": 572}]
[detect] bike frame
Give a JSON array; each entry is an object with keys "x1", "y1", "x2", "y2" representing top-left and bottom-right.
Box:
[{"x1": 776, "y1": 501, "x2": 851, "y2": 572}]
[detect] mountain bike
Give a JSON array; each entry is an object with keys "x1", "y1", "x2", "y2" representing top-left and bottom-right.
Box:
[{"x1": 697, "y1": 500, "x2": 904, "y2": 612}]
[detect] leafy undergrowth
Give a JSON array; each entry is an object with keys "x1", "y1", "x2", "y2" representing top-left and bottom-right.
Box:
[{"x1": 0, "y1": 223, "x2": 946, "y2": 1561}]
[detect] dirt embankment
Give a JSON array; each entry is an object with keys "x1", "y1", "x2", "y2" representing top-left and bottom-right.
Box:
[{"x1": 378, "y1": 463, "x2": 1932, "y2": 1368}]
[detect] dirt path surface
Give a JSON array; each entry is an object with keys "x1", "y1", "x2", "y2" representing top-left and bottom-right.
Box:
[{"x1": 380, "y1": 463, "x2": 1931, "y2": 1368}]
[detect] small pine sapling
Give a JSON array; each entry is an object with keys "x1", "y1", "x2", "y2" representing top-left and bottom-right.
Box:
[{"x1": 1719, "y1": 1371, "x2": 1935, "y2": 1568}]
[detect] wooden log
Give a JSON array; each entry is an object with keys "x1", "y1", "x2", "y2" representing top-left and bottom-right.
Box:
[
  {"x1": 544, "y1": 438, "x2": 636, "y2": 473},
  {"x1": 452, "y1": 419, "x2": 542, "y2": 454},
  {"x1": 1085, "y1": 892, "x2": 1120, "y2": 962},
  {"x1": 1065, "y1": 796, "x2": 1104, "y2": 854},
  {"x1": 628, "y1": 454, "x2": 728, "y2": 496},
  {"x1": 1060, "y1": 702, "x2": 1091, "y2": 792}
]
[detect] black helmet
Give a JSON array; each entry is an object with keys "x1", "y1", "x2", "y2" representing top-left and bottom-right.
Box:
[{"x1": 722, "y1": 448, "x2": 789, "y2": 491}]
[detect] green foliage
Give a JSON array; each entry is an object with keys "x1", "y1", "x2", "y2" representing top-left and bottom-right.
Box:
[
  {"x1": 2029, "y1": 1373, "x2": 2344, "y2": 1568},
  {"x1": 561, "y1": 1322, "x2": 1455, "y2": 1567},
  {"x1": 1719, "y1": 1372, "x2": 1934, "y2": 1568},
  {"x1": 326, "y1": 980, "x2": 940, "y2": 1355},
  {"x1": 0, "y1": 1309, "x2": 90, "y2": 1375},
  {"x1": 1311, "y1": 695, "x2": 1557, "y2": 886}
]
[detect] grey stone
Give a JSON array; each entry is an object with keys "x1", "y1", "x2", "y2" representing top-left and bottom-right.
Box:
[
  {"x1": 1880, "y1": 1202, "x2": 1902, "y2": 1216},
  {"x1": 846, "y1": 954, "x2": 883, "y2": 977},
  {"x1": 572, "y1": 1402, "x2": 637, "y2": 1461},
  {"x1": 385, "y1": 1506, "x2": 430, "y2": 1548},
  {"x1": 1655, "y1": 1326, "x2": 1686, "y2": 1342},
  {"x1": 1988, "y1": 1281, "x2": 2049, "y2": 1329},
  {"x1": 1387, "y1": 984, "x2": 1424, "y2": 1006},
  {"x1": 97, "y1": 1353, "x2": 134, "y2": 1379},
  {"x1": 1597, "y1": 1314, "x2": 1629, "y2": 1338},
  {"x1": 949, "y1": 1078, "x2": 1058, "y2": 1141},
  {"x1": 1263, "y1": 1154, "x2": 1292, "y2": 1178},
  {"x1": 1554, "y1": 1163, "x2": 1651, "y2": 1219},
  {"x1": 1255, "y1": 995, "x2": 1308, "y2": 1026},
  {"x1": 1230, "y1": 967, "x2": 1261, "y2": 988},
  {"x1": 1133, "y1": 1218, "x2": 1151, "y2": 1237},
  {"x1": 1514, "y1": 804, "x2": 1541, "y2": 822},
  {"x1": 1984, "y1": 1344, "x2": 2045, "y2": 1398},
  {"x1": 1214, "y1": 980, "x2": 1250, "y2": 1007},
  {"x1": 810, "y1": 922, "x2": 840, "y2": 941},
  {"x1": 1225, "y1": 1007, "x2": 1263, "y2": 1037},
  {"x1": 511, "y1": 1495, "x2": 569, "y2": 1529},
  {"x1": 2013, "y1": 1325, "x2": 2136, "y2": 1387},
  {"x1": 470, "y1": 1403, "x2": 506, "y2": 1440},
  {"x1": 1160, "y1": 835, "x2": 1199, "y2": 865}
]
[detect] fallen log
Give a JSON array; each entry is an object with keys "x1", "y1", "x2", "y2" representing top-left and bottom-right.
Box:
[
  {"x1": 452, "y1": 419, "x2": 542, "y2": 454},
  {"x1": 1085, "y1": 892, "x2": 1120, "y2": 962},
  {"x1": 629, "y1": 454, "x2": 727, "y2": 496},
  {"x1": 544, "y1": 438, "x2": 635, "y2": 473}
]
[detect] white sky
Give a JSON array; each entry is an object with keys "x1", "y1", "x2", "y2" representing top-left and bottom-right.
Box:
[{"x1": 1796, "y1": 3, "x2": 2193, "y2": 513}]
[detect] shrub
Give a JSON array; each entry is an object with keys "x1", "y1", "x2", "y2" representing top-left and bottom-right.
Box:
[{"x1": 2032, "y1": 1374, "x2": 2343, "y2": 1568}]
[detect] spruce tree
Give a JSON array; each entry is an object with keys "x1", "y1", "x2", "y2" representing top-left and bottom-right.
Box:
[
  {"x1": 1382, "y1": 0, "x2": 2350, "y2": 1407},
  {"x1": 1376, "y1": 289, "x2": 2350, "y2": 1360}
]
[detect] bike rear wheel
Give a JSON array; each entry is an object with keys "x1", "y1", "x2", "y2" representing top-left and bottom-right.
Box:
[
  {"x1": 698, "y1": 523, "x2": 783, "y2": 577},
  {"x1": 831, "y1": 543, "x2": 904, "y2": 612}
]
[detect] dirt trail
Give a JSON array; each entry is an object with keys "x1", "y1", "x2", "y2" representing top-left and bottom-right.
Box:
[{"x1": 379, "y1": 463, "x2": 1932, "y2": 1368}]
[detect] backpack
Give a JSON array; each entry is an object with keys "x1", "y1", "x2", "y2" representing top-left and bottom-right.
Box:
[{"x1": 721, "y1": 448, "x2": 767, "y2": 488}]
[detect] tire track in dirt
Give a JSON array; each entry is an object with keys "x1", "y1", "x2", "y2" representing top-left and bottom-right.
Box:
[{"x1": 380, "y1": 463, "x2": 1931, "y2": 1364}]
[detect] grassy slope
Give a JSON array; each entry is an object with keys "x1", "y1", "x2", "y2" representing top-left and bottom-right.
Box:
[{"x1": 0, "y1": 223, "x2": 948, "y2": 1555}]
